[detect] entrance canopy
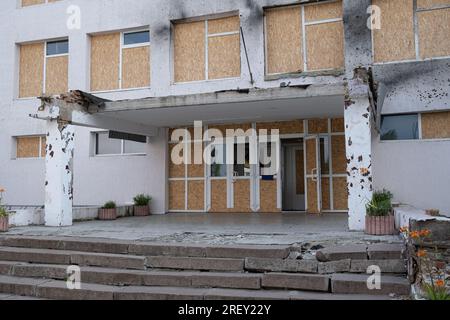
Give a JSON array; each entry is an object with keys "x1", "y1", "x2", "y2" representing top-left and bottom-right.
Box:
[{"x1": 96, "y1": 83, "x2": 345, "y2": 128}]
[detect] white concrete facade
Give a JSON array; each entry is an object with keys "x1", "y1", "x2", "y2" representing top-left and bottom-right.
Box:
[{"x1": 0, "y1": 0, "x2": 449, "y2": 229}]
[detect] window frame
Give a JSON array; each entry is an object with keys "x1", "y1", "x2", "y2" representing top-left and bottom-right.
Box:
[
  {"x1": 14, "y1": 135, "x2": 46, "y2": 160},
  {"x1": 93, "y1": 131, "x2": 147, "y2": 157},
  {"x1": 379, "y1": 113, "x2": 421, "y2": 142}
]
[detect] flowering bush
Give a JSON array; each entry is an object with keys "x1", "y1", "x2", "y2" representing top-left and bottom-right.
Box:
[{"x1": 400, "y1": 227, "x2": 450, "y2": 300}]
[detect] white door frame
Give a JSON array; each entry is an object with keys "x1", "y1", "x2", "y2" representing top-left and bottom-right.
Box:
[{"x1": 304, "y1": 135, "x2": 322, "y2": 213}]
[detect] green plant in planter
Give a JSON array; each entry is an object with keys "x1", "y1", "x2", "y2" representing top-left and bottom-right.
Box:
[
  {"x1": 103, "y1": 201, "x2": 117, "y2": 209},
  {"x1": 0, "y1": 207, "x2": 8, "y2": 218},
  {"x1": 366, "y1": 189, "x2": 393, "y2": 216},
  {"x1": 133, "y1": 194, "x2": 152, "y2": 206}
]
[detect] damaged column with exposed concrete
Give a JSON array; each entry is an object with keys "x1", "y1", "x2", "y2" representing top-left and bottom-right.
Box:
[{"x1": 343, "y1": 0, "x2": 374, "y2": 230}]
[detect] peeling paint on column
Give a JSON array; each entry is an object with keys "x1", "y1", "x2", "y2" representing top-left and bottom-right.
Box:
[
  {"x1": 344, "y1": 67, "x2": 373, "y2": 231},
  {"x1": 44, "y1": 105, "x2": 75, "y2": 227}
]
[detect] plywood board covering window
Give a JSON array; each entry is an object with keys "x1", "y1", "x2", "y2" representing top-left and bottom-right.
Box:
[
  {"x1": 46, "y1": 55, "x2": 68, "y2": 95},
  {"x1": 16, "y1": 136, "x2": 46, "y2": 159},
  {"x1": 22, "y1": 0, "x2": 61, "y2": 7},
  {"x1": 421, "y1": 111, "x2": 450, "y2": 139},
  {"x1": 122, "y1": 46, "x2": 151, "y2": 89},
  {"x1": 19, "y1": 43, "x2": 44, "y2": 98},
  {"x1": 173, "y1": 15, "x2": 240, "y2": 82},
  {"x1": 90, "y1": 33, "x2": 121, "y2": 91},
  {"x1": 265, "y1": 6, "x2": 303, "y2": 74},
  {"x1": 265, "y1": 1, "x2": 344, "y2": 75},
  {"x1": 418, "y1": 8, "x2": 450, "y2": 59}
]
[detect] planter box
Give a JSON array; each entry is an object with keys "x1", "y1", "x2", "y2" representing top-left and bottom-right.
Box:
[
  {"x1": 98, "y1": 208, "x2": 117, "y2": 221},
  {"x1": 0, "y1": 216, "x2": 9, "y2": 232},
  {"x1": 365, "y1": 215, "x2": 395, "y2": 235},
  {"x1": 134, "y1": 205, "x2": 150, "y2": 217}
]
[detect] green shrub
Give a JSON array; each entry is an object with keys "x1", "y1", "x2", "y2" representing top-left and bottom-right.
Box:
[
  {"x1": 103, "y1": 201, "x2": 116, "y2": 209},
  {"x1": 133, "y1": 194, "x2": 151, "y2": 206},
  {"x1": 0, "y1": 207, "x2": 8, "y2": 218},
  {"x1": 366, "y1": 189, "x2": 393, "y2": 217}
]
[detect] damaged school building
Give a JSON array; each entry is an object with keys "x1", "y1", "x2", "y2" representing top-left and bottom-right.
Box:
[{"x1": 0, "y1": 0, "x2": 449, "y2": 230}]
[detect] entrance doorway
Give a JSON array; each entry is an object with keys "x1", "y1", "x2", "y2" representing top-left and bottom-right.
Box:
[{"x1": 282, "y1": 139, "x2": 305, "y2": 211}]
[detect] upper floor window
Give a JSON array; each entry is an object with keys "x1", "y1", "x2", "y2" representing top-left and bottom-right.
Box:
[
  {"x1": 264, "y1": 1, "x2": 344, "y2": 76},
  {"x1": 90, "y1": 29, "x2": 150, "y2": 92},
  {"x1": 173, "y1": 15, "x2": 241, "y2": 83},
  {"x1": 372, "y1": 0, "x2": 450, "y2": 63},
  {"x1": 15, "y1": 135, "x2": 46, "y2": 159},
  {"x1": 94, "y1": 132, "x2": 147, "y2": 156},
  {"x1": 21, "y1": 0, "x2": 61, "y2": 8},
  {"x1": 19, "y1": 39, "x2": 69, "y2": 98}
]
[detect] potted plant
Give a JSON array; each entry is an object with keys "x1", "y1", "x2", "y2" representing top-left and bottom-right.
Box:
[
  {"x1": 98, "y1": 201, "x2": 117, "y2": 220},
  {"x1": 0, "y1": 187, "x2": 9, "y2": 232},
  {"x1": 365, "y1": 189, "x2": 395, "y2": 235},
  {"x1": 133, "y1": 194, "x2": 151, "y2": 216}
]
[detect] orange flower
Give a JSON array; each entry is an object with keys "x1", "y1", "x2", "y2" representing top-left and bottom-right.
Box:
[
  {"x1": 399, "y1": 227, "x2": 409, "y2": 234},
  {"x1": 410, "y1": 231, "x2": 420, "y2": 239},
  {"x1": 435, "y1": 279, "x2": 445, "y2": 287},
  {"x1": 419, "y1": 229, "x2": 431, "y2": 237},
  {"x1": 417, "y1": 249, "x2": 427, "y2": 258}
]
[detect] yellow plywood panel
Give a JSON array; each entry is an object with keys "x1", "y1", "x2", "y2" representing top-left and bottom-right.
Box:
[
  {"x1": 19, "y1": 43, "x2": 44, "y2": 98},
  {"x1": 169, "y1": 181, "x2": 185, "y2": 211},
  {"x1": 122, "y1": 46, "x2": 150, "y2": 89},
  {"x1": 305, "y1": 138, "x2": 317, "y2": 173},
  {"x1": 422, "y1": 111, "x2": 450, "y2": 139},
  {"x1": 418, "y1": 0, "x2": 450, "y2": 9},
  {"x1": 174, "y1": 21, "x2": 205, "y2": 82},
  {"x1": 257, "y1": 120, "x2": 304, "y2": 135},
  {"x1": 331, "y1": 135, "x2": 346, "y2": 174},
  {"x1": 321, "y1": 178, "x2": 330, "y2": 210},
  {"x1": 90, "y1": 33, "x2": 120, "y2": 91},
  {"x1": 333, "y1": 177, "x2": 348, "y2": 210},
  {"x1": 210, "y1": 179, "x2": 228, "y2": 212},
  {"x1": 233, "y1": 180, "x2": 252, "y2": 213},
  {"x1": 187, "y1": 142, "x2": 204, "y2": 178},
  {"x1": 418, "y1": 8, "x2": 450, "y2": 59},
  {"x1": 16, "y1": 137, "x2": 40, "y2": 158},
  {"x1": 208, "y1": 16, "x2": 240, "y2": 34},
  {"x1": 41, "y1": 137, "x2": 46, "y2": 157},
  {"x1": 304, "y1": 1, "x2": 343, "y2": 22},
  {"x1": 308, "y1": 119, "x2": 329, "y2": 134},
  {"x1": 306, "y1": 21, "x2": 344, "y2": 71},
  {"x1": 372, "y1": 0, "x2": 416, "y2": 63},
  {"x1": 168, "y1": 143, "x2": 185, "y2": 178},
  {"x1": 208, "y1": 34, "x2": 241, "y2": 79},
  {"x1": 307, "y1": 179, "x2": 320, "y2": 214},
  {"x1": 188, "y1": 180, "x2": 204, "y2": 211},
  {"x1": 265, "y1": 6, "x2": 303, "y2": 74},
  {"x1": 22, "y1": 0, "x2": 45, "y2": 7},
  {"x1": 259, "y1": 180, "x2": 280, "y2": 213},
  {"x1": 45, "y1": 55, "x2": 68, "y2": 95},
  {"x1": 331, "y1": 118, "x2": 345, "y2": 133}
]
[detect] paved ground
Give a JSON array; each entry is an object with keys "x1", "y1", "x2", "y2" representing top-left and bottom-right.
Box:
[{"x1": 4, "y1": 212, "x2": 401, "y2": 246}]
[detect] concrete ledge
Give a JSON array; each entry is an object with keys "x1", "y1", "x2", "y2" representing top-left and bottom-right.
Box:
[
  {"x1": 316, "y1": 245, "x2": 368, "y2": 262},
  {"x1": 245, "y1": 258, "x2": 318, "y2": 273},
  {"x1": 331, "y1": 273, "x2": 410, "y2": 295},
  {"x1": 350, "y1": 259, "x2": 407, "y2": 274},
  {"x1": 262, "y1": 273, "x2": 330, "y2": 292},
  {"x1": 146, "y1": 256, "x2": 244, "y2": 272}
]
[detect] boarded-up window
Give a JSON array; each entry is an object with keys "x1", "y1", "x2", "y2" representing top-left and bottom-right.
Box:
[
  {"x1": 90, "y1": 31, "x2": 150, "y2": 91},
  {"x1": 16, "y1": 136, "x2": 46, "y2": 159},
  {"x1": 22, "y1": 0, "x2": 61, "y2": 7},
  {"x1": 173, "y1": 16, "x2": 241, "y2": 83},
  {"x1": 19, "y1": 40, "x2": 68, "y2": 98},
  {"x1": 265, "y1": 1, "x2": 344, "y2": 75},
  {"x1": 373, "y1": 0, "x2": 450, "y2": 62},
  {"x1": 421, "y1": 111, "x2": 450, "y2": 139}
]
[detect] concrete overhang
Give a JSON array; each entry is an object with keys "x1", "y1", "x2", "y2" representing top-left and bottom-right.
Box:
[{"x1": 97, "y1": 83, "x2": 345, "y2": 128}]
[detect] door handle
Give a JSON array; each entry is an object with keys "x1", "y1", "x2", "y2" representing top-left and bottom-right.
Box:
[{"x1": 311, "y1": 168, "x2": 318, "y2": 182}]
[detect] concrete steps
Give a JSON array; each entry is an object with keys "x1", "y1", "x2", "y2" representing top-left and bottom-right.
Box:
[{"x1": 0, "y1": 236, "x2": 411, "y2": 300}]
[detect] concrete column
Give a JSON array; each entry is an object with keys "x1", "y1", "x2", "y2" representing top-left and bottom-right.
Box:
[
  {"x1": 44, "y1": 108, "x2": 75, "y2": 227},
  {"x1": 343, "y1": 0, "x2": 374, "y2": 230}
]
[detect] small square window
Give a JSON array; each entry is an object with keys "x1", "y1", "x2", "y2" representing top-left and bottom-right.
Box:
[
  {"x1": 46, "y1": 40, "x2": 69, "y2": 56},
  {"x1": 123, "y1": 31, "x2": 150, "y2": 46},
  {"x1": 380, "y1": 114, "x2": 419, "y2": 141}
]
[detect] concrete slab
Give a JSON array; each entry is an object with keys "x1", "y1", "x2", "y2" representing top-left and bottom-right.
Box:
[
  {"x1": 331, "y1": 273, "x2": 410, "y2": 295},
  {"x1": 316, "y1": 245, "x2": 368, "y2": 262},
  {"x1": 245, "y1": 258, "x2": 318, "y2": 273},
  {"x1": 367, "y1": 243, "x2": 404, "y2": 260},
  {"x1": 350, "y1": 259, "x2": 407, "y2": 274},
  {"x1": 262, "y1": 273, "x2": 330, "y2": 292},
  {"x1": 318, "y1": 259, "x2": 351, "y2": 274},
  {"x1": 0, "y1": 212, "x2": 401, "y2": 246}
]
